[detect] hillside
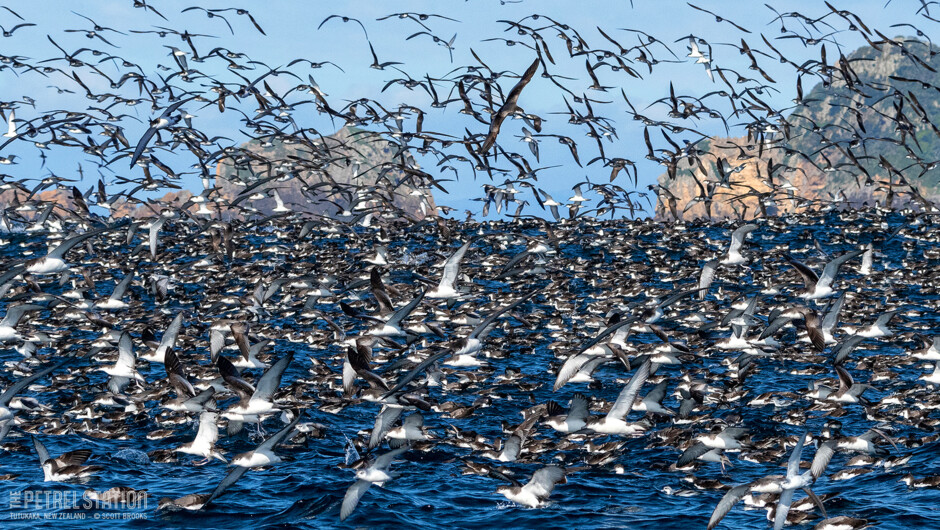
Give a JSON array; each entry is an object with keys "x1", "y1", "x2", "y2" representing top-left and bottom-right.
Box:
[
  {"x1": 656, "y1": 38, "x2": 940, "y2": 220},
  {"x1": 213, "y1": 126, "x2": 436, "y2": 220},
  {"x1": 0, "y1": 126, "x2": 436, "y2": 222}
]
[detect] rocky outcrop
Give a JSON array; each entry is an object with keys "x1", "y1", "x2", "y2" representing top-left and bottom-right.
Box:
[
  {"x1": 657, "y1": 39, "x2": 940, "y2": 220},
  {"x1": 2, "y1": 127, "x2": 436, "y2": 222},
  {"x1": 213, "y1": 126, "x2": 436, "y2": 220}
]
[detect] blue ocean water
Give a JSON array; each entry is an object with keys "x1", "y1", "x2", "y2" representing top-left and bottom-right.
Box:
[{"x1": 0, "y1": 210, "x2": 938, "y2": 529}]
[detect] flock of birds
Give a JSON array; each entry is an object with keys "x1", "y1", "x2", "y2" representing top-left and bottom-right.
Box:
[
  {"x1": 0, "y1": 205, "x2": 938, "y2": 527},
  {"x1": 0, "y1": 1, "x2": 938, "y2": 528},
  {"x1": 1, "y1": 2, "x2": 939, "y2": 225}
]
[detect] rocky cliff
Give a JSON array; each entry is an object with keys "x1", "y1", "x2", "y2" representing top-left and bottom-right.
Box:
[
  {"x1": 2, "y1": 126, "x2": 436, "y2": 222},
  {"x1": 656, "y1": 39, "x2": 940, "y2": 220},
  {"x1": 212, "y1": 126, "x2": 436, "y2": 220}
]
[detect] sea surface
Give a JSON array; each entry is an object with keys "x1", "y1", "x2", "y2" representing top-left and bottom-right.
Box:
[{"x1": 0, "y1": 210, "x2": 938, "y2": 529}]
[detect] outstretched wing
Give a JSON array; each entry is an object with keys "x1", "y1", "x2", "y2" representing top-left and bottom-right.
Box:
[
  {"x1": 340, "y1": 480, "x2": 371, "y2": 521},
  {"x1": 607, "y1": 359, "x2": 651, "y2": 420},
  {"x1": 707, "y1": 483, "x2": 750, "y2": 530},
  {"x1": 522, "y1": 466, "x2": 566, "y2": 499},
  {"x1": 728, "y1": 224, "x2": 758, "y2": 255}
]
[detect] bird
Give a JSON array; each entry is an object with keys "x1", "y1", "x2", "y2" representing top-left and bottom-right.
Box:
[
  {"x1": 0, "y1": 361, "x2": 67, "y2": 441},
  {"x1": 708, "y1": 432, "x2": 826, "y2": 530},
  {"x1": 128, "y1": 96, "x2": 195, "y2": 168},
  {"x1": 220, "y1": 353, "x2": 293, "y2": 433},
  {"x1": 480, "y1": 57, "x2": 540, "y2": 154},
  {"x1": 3, "y1": 109, "x2": 16, "y2": 137},
  {"x1": 33, "y1": 436, "x2": 103, "y2": 482},
  {"x1": 341, "y1": 445, "x2": 410, "y2": 521},
  {"x1": 494, "y1": 466, "x2": 568, "y2": 508},
  {"x1": 786, "y1": 249, "x2": 865, "y2": 300},
  {"x1": 25, "y1": 226, "x2": 115, "y2": 274},
  {"x1": 427, "y1": 238, "x2": 476, "y2": 299},
  {"x1": 230, "y1": 410, "x2": 304, "y2": 467},
  {"x1": 720, "y1": 224, "x2": 758, "y2": 265},
  {"x1": 544, "y1": 393, "x2": 590, "y2": 433},
  {"x1": 584, "y1": 358, "x2": 651, "y2": 435},
  {"x1": 175, "y1": 410, "x2": 227, "y2": 465},
  {"x1": 0, "y1": 303, "x2": 41, "y2": 342},
  {"x1": 99, "y1": 331, "x2": 145, "y2": 391}
]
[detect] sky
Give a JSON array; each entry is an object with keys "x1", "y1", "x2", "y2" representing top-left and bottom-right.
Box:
[{"x1": 0, "y1": 0, "x2": 933, "y2": 218}]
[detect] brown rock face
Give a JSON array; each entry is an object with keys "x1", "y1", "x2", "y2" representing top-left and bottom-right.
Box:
[
  {"x1": 657, "y1": 40, "x2": 940, "y2": 221},
  {"x1": 1, "y1": 127, "x2": 436, "y2": 222},
  {"x1": 213, "y1": 126, "x2": 436, "y2": 220}
]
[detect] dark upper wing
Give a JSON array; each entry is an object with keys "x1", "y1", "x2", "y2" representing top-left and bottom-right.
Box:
[
  {"x1": 785, "y1": 256, "x2": 819, "y2": 289},
  {"x1": 480, "y1": 57, "x2": 540, "y2": 154}
]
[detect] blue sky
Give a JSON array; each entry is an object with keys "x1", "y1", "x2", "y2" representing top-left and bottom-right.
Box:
[{"x1": 0, "y1": 1, "x2": 929, "y2": 218}]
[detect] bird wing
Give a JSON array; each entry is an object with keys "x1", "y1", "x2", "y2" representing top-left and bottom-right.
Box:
[
  {"x1": 643, "y1": 380, "x2": 669, "y2": 407},
  {"x1": 149, "y1": 217, "x2": 166, "y2": 259},
  {"x1": 758, "y1": 315, "x2": 793, "y2": 341},
  {"x1": 166, "y1": 348, "x2": 195, "y2": 398},
  {"x1": 802, "y1": 486, "x2": 827, "y2": 518},
  {"x1": 209, "y1": 329, "x2": 225, "y2": 362},
  {"x1": 129, "y1": 123, "x2": 159, "y2": 167},
  {"x1": 386, "y1": 290, "x2": 425, "y2": 328},
  {"x1": 255, "y1": 410, "x2": 303, "y2": 452},
  {"x1": 0, "y1": 360, "x2": 68, "y2": 407},
  {"x1": 728, "y1": 224, "x2": 758, "y2": 255},
  {"x1": 773, "y1": 488, "x2": 796, "y2": 530},
  {"x1": 810, "y1": 441, "x2": 836, "y2": 481},
  {"x1": 571, "y1": 317, "x2": 636, "y2": 359},
  {"x1": 607, "y1": 359, "x2": 651, "y2": 420},
  {"x1": 469, "y1": 289, "x2": 541, "y2": 340},
  {"x1": 116, "y1": 332, "x2": 136, "y2": 372},
  {"x1": 402, "y1": 412, "x2": 423, "y2": 428},
  {"x1": 109, "y1": 270, "x2": 134, "y2": 300},
  {"x1": 785, "y1": 256, "x2": 819, "y2": 289},
  {"x1": 873, "y1": 310, "x2": 897, "y2": 327},
  {"x1": 340, "y1": 480, "x2": 371, "y2": 521},
  {"x1": 818, "y1": 249, "x2": 864, "y2": 290},
  {"x1": 32, "y1": 436, "x2": 51, "y2": 464},
  {"x1": 676, "y1": 442, "x2": 711, "y2": 467},
  {"x1": 369, "y1": 405, "x2": 402, "y2": 449},
  {"x1": 480, "y1": 57, "x2": 540, "y2": 154},
  {"x1": 370, "y1": 268, "x2": 394, "y2": 315},
  {"x1": 342, "y1": 357, "x2": 357, "y2": 394},
  {"x1": 0, "y1": 303, "x2": 41, "y2": 328},
  {"x1": 523, "y1": 466, "x2": 566, "y2": 499},
  {"x1": 438, "y1": 238, "x2": 475, "y2": 293},
  {"x1": 381, "y1": 348, "x2": 452, "y2": 399},
  {"x1": 195, "y1": 411, "x2": 220, "y2": 446},
  {"x1": 821, "y1": 291, "x2": 846, "y2": 331},
  {"x1": 698, "y1": 259, "x2": 718, "y2": 298},
  {"x1": 835, "y1": 365, "x2": 854, "y2": 395},
  {"x1": 374, "y1": 444, "x2": 410, "y2": 469},
  {"x1": 45, "y1": 227, "x2": 110, "y2": 260},
  {"x1": 787, "y1": 432, "x2": 808, "y2": 478},
  {"x1": 202, "y1": 465, "x2": 248, "y2": 509},
  {"x1": 500, "y1": 434, "x2": 522, "y2": 461},
  {"x1": 567, "y1": 393, "x2": 590, "y2": 423},
  {"x1": 252, "y1": 353, "x2": 293, "y2": 401},
  {"x1": 157, "y1": 312, "x2": 184, "y2": 357},
  {"x1": 217, "y1": 356, "x2": 254, "y2": 399},
  {"x1": 348, "y1": 342, "x2": 385, "y2": 389},
  {"x1": 722, "y1": 427, "x2": 749, "y2": 439},
  {"x1": 56, "y1": 449, "x2": 92, "y2": 467},
  {"x1": 129, "y1": 96, "x2": 195, "y2": 168},
  {"x1": 707, "y1": 483, "x2": 750, "y2": 530},
  {"x1": 833, "y1": 334, "x2": 865, "y2": 365},
  {"x1": 801, "y1": 310, "x2": 825, "y2": 352},
  {"x1": 230, "y1": 323, "x2": 251, "y2": 360},
  {"x1": 556, "y1": 357, "x2": 601, "y2": 395}
]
